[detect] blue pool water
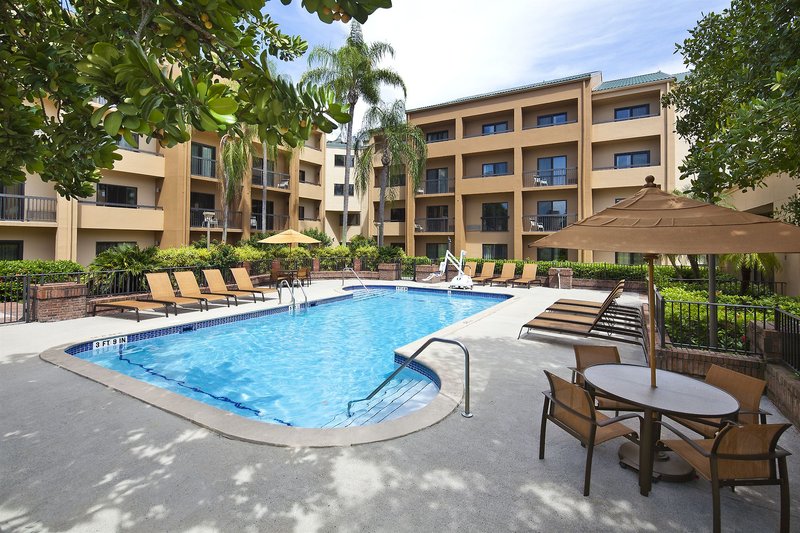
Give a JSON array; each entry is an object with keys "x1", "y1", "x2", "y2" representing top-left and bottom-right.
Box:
[{"x1": 75, "y1": 288, "x2": 505, "y2": 428}]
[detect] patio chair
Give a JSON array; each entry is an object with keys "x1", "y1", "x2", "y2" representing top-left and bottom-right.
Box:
[
  {"x1": 471, "y1": 262, "x2": 496, "y2": 285},
  {"x1": 660, "y1": 421, "x2": 792, "y2": 533},
  {"x1": 173, "y1": 271, "x2": 231, "y2": 309},
  {"x1": 553, "y1": 280, "x2": 625, "y2": 310},
  {"x1": 202, "y1": 269, "x2": 257, "y2": 304},
  {"x1": 270, "y1": 266, "x2": 293, "y2": 286},
  {"x1": 296, "y1": 267, "x2": 311, "y2": 286},
  {"x1": 462, "y1": 261, "x2": 478, "y2": 277},
  {"x1": 570, "y1": 345, "x2": 641, "y2": 414},
  {"x1": 146, "y1": 272, "x2": 208, "y2": 311},
  {"x1": 92, "y1": 298, "x2": 175, "y2": 322},
  {"x1": 539, "y1": 370, "x2": 640, "y2": 496},
  {"x1": 489, "y1": 263, "x2": 517, "y2": 286},
  {"x1": 509, "y1": 263, "x2": 541, "y2": 288},
  {"x1": 667, "y1": 365, "x2": 769, "y2": 438},
  {"x1": 231, "y1": 268, "x2": 277, "y2": 301}
]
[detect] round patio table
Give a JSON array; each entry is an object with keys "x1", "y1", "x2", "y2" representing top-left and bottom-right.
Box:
[{"x1": 583, "y1": 363, "x2": 739, "y2": 496}]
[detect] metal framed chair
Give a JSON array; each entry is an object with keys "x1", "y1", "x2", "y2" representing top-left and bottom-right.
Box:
[
  {"x1": 660, "y1": 421, "x2": 792, "y2": 533},
  {"x1": 570, "y1": 345, "x2": 642, "y2": 414},
  {"x1": 539, "y1": 370, "x2": 640, "y2": 496}
]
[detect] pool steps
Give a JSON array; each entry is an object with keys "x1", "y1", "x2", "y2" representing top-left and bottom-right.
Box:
[{"x1": 322, "y1": 378, "x2": 438, "y2": 428}]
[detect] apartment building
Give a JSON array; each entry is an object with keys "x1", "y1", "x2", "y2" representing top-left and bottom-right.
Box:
[
  {"x1": 0, "y1": 116, "x2": 326, "y2": 265},
  {"x1": 323, "y1": 137, "x2": 369, "y2": 245},
  {"x1": 366, "y1": 71, "x2": 684, "y2": 263}
]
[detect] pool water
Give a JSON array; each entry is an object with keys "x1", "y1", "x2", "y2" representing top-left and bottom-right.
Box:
[{"x1": 76, "y1": 288, "x2": 505, "y2": 428}]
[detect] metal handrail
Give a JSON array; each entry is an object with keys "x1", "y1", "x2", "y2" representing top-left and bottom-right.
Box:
[
  {"x1": 277, "y1": 279, "x2": 294, "y2": 306},
  {"x1": 346, "y1": 337, "x2": 472, "y2": 418},
  {"x1": 342, "y1": 267, "x2": 369, "y2": 290},
  {"x1": 292, "y1": 278, "x2": 308, "y2": 308}
]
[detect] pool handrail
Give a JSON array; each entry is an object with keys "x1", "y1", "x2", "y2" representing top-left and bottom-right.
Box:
[
  {"x1": 347, "y1": 337, "x2": 472, "y2": 419},
  {"x1": 277, "y1": 278, "x2": 307, "y2": 309},
  {"x1": 342, "y1": 267, "x2": 369, "y2": 290}
]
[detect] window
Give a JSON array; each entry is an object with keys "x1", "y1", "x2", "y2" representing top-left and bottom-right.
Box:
[
  {"x1": 252, "y1": 157, "x2": 274, "y2": 184},
  {"x1": 537, "y1": 112, "x2": 568, "y2": 127},
  {"x1": 190, "y1": 192, "x2": 215, "y2": 209},
  {"x1": 389, "y1": 208, "x2": 405, "y2": 222},
  {"x1": 614, "y1": 104, "x2": 651, "y2": 121},
  {"x1": 334, "y1": 154, "x2": 355, "y2": 167},
  {"x1": 96, "y1": 242, "x2": 136, "y2": 255},
  {"x1": 191, "y1": 142, "x2": 216, "y2": 177},
  {"x1": 482, "y1": 121, "x2": 509, "y2": 135},
  {"x1": 0, "y1": 241, "x2": 23, "y2": 260},
  {"x1": 388, "y1": 173, "x2": 406, "y2": 187},
  {"x1": 333, "y1": 183, "x2": 354, "y2": 196},
  {"x1": 614, "y1": 151, "x2": 651, "y2": 169},
  {"x1": 482, "y1": 202, "x2": 509, "y2": 232},
  {"x1": 98, "y1": 184, "x2": 137, "y2": 207},
  {"x1": 482, "y1": 162, "x2": 509, "y2": 176},
  {"x1": 298, "y1": 206, "x2": 305, "y2": 220},
  {"x1": 425, "y1": 205, "x2": 449, "y2": 232},
  {"x1": 616, "y1": 252, "x2": 645, "y2": 265},
  {"x1": 538, "y1": 200, "x2": 568, "y2": 231},
  {"x1": 424, "y1": 168, "x2": 449, "y2": 193},
  {"x1": 537, "y1": 248, "x2": 568, "y2": 261},
  {"x1": 482, "y1": 244, "x2": 508, "y2": 260},
  {"x1": 426, "y1": 130, "x2": 449, "y2": 143},
  {"x1": 117, "y1": 134, "x2": 139, "y2": 151},
  {"x1": 0, "y1": 183, "x2": 24, "y2": 221},
  {"x1": 299, "y1": 170, "x2": 306, "y2": 183},
  {"x1": 338, "y1": 213, "x2": 360, "y2": 225},
  {"x1": 426, "y1": 243, "x2": 448, "y2": 260},
  {"x1": 537, "y1": 156, "x2": 568, "y2": 185}
]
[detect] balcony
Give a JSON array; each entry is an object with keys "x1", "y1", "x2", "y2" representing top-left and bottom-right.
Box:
[
  {"x1": 252, "y1": 170, "x2": 291, "y2": 190},
  {"x1": 522, "y1": 214, "x2": 578, "y2": 233},
  {"x1": 480, "y1": 216, "x2": 509, "y2": 232},
  {"x1": 592, "y1": 113, "x2": 662, "y2": 143},
  {"x1": 0, "y1": 194, "x2": 57, "y2": 224},
  {"x1": 591, "y1": 163, "x2": 664, "y2": 189},
  {"x1": 414, "y1": 217, "x2": 454, "y2": 233},
  {"x1": 250, "y1": 213, "x2": 289, "y2": 232},
  {"x1": 78, "y1": 201, "x2": 164, "y2": 231},
  {"x1": 190, "y1": 157, "x2": 217, "y2": 179},
  {"x1": 114, "y1": 146, "x2": 165, "y2": 177},
  {"x1": 522, "y1": 118, "x2": 578, "y2": 131},
  {"x1": 522, "y1": 168, "x2": 578, "y2": 188},
  {"x1": 417, "y1": 177, "x2": 455, "y2": 195},
  {"x1": 463, "y1": 169, "x2": 514, "y2": 180},
  {"x1": 190, "y1": 208, "x2": 242, "y2": 230}
]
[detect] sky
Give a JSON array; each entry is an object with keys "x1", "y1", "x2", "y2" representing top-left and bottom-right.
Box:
[{"x1": 267, "y1": 0, "x2": 731, "y2": 132}]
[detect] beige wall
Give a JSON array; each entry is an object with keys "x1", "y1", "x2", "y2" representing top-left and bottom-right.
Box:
[
  {"x1": 0, "y1": 227, "x2": 56, "y2": 260},
  {"x1": 463, "y1": 111, "x2": 514, "y2": 137},
  {"x1": 521, "y1": 99, "x2": 579, "y2": 129},
  {"x1": 591, "y1": 136, "x2": 661, "y2": 169},
  {"x1": 463, "y1": 150, "x2": 514, "y2": 178},
  {"x1": 76, "y1": 229, "x2": 156, "y2": 266},
  {"x1": 592, "y1": 90, "x2": 661, "y2": 123},
  {"x1": 94, "y1": 171, "x2": 158, "y2": 206},
  {"x1": 522, "y1": 143, "x2": 579, "y2": 172}
]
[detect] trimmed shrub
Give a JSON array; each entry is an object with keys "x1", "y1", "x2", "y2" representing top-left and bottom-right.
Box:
[
  {"x1": 300, "y1": 228, "x2": 333, "y2": 247},
  {"x1": 0, "y1": 259, "x2": 85, "y2": 301},
  {"x1": 318, "y1": 245, "x2": 352, "y2": 270},
  {"x1": 156, "y1": 246, "x2": 213, "y2": 268},
  {"x1": 401, "y1": 256, "x2": 431, "y2": 278}
]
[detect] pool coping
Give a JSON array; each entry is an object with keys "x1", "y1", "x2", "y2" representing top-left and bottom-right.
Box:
[{"x1": 39, "y1": 284, "x2": 518, "y2": 447}]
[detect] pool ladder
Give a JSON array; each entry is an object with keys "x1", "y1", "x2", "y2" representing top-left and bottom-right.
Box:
[
  {"x1": 278, "y1": 279, "x2": 308, "y2": 310},
  {"x1": 341, "y1": 267, "x2": 370, "y2": 290},
  {"x1": 346, "y1": 337, "x2": 472, "y2": 418}
]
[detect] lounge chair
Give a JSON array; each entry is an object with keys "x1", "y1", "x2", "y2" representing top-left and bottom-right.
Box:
[
  {"x1": 173, "y1": 271, "x2": 231, "y2": 308},
  {"x1": 146, "y1": 272, "x2": 208, "y2": 311},
  {"x1": 471, "y1": 262, "x2": 496, "y2": 285},
  {"x1": 553, "y1": 280, "x2": 625, "y2": 309},
  {"x1": 489, "y1": 263, "x2": 517, "y2": 286},
  {"x1": 462, "y1": 261, "x2": 478, "y2": 277},
  {"x1": 92, "y1": 299, "x2": 175, "y2": 322},
  {"x1": 202, "y1": 269, "x2": 258, "y2": 304},
  {"x1": 231, "y1": 268, "x2": 277, "y2": 301},
  {"x1": 570, "y1": 345, "x2": 641, "y2": 414},
  {"x1": 509, "y1": 263, "x2": 541, "y2": 288},
  {"x1": 539, "y1": 370, "x2": 640, "y2": 496}
]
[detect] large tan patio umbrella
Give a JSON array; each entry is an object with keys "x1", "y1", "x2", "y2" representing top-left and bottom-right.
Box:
[
  {"x1": 257, "y1": 229, "x2": 320, "y2": 246},
  {"x1": 532, "y1": 175, "x2": 800, "y2": 387}
]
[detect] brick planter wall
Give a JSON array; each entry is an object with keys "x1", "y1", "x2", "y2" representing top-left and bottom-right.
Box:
[
  {"x1": 655, "y1": 346, "x2": 765, "y2": 379},
  {"x1": 415, "y1": 264, "x2": 440, "y2": 283},
  {"x1": 311, "y1": 271, "x2": 380, "y2": 281},
  {"x1": 548, "y1": 268, "x2": 573, "y2": 289},
  {"x1": 765, "y1": 364, "x2": 800, "y2": 428},
  {"x1": 31, "y1": 282, "x2": 88, "y2": 322},
  {"x1": 378, "y1": 263, "x2": 400, "y2": 281}
]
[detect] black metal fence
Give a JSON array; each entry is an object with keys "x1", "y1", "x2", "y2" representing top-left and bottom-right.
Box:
[
  {"x1": 668, "y1": 278, "x2": 786, "y2": 297},
  {"x1": 775, "y1": 308, "x2": 800, "y2": 372},
  {"x1": 0, "y1": 274, "x2": 30, "y2": 324}
]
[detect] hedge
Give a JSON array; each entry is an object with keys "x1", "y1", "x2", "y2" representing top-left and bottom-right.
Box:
[{"x1": 0, "y1": 259, "x2": 85, "y2": 301}]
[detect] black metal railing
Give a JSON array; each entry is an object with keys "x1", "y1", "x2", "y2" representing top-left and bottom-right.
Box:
[
  {"x1": 522, "y1": 167, "x2": 578, "y2": 188},
  {"x1": 189, "y1": 209, "x2": 242, "y2": 229},
  {"x1": 463, "y1": 128, "x2": 513, "y2": 139},
  {"x1": 252, "y1": 170, "x2": 291, "y2": 189},
  {"x1": 667, "y1": 278, "x2": 786, "y2": 297},
  {"x1": 463, "y1": 169, "x2": 514, "y2": 179},
  {"x1": 414, "y1": 217, "x2": 454, "y2": 233},
  {"x1": 480, "y1": 216, "x2": 509, "y2": 232},
  {"x1": 250, "y1": 213, "x2": 289, "y2": 231},
  {"x1": 775, "y1": 308, "x2": 800, "y2": 372},
  {"x1": 522, "y1": 214, "x2": 577, "y2": 232},
  {"x1": 79, "y1": 200, "x2": 162, "y2": 210},
  {"x1": 0, "y1": 194, "x2": 57, "y2": 222},
  {"x1": 593, "y1": 112, "x2": 661, "y2": 125},
  {"x1": 593, "y1": 162, "x2": 660, "y2": 171},
  {"x1": 190, "y1": 156, "x2": 216, "y2": 178},
  {"x1": 419, "y1": 177, "x2": 455, "y2": 194},
  {"x1": 522, "y1": 118, "x2": 578, "y2": 130},
  {"x1": 0, "y1": 274, "x2": 30, "y2": 324}
]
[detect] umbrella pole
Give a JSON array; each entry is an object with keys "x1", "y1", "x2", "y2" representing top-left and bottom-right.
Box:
[{"x1": 645, "y1": 254, "x2": 658, "y2": 388}]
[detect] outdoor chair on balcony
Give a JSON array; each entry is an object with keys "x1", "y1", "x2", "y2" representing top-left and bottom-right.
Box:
[
  {"x1": 509, "y1": 263, "x2": 541, "y2": 288},
  {"x1": 471, "y1": 262, "x2": 496, "y2": 285},
  {"x1": 488, "y1": 263, "x2": 517, "y2": 286},
  {"x1": 202, "y1": 269, "x2": 258, "y2": 304},
  {"x1": 660, "y1": 421, "x2": 792, "y2": 533},
  {"x1": 231, "y1": 268, "x2": 277, "y2": 301},
  {"x1": 173, "y1": 271, "x2": 231, "y2": 309},
  {"x1": 570, "y1": 345, "x2": 642, "y2": 414},
  {"x1": 539, "y1": 370, "x2": 640, "y2": 496},
  {"x1": 667, "y1": 365, "x2": 769, "y2": 438},
  {"x1": 530, "y1": 219, "x2": 545, "y2": 231}
]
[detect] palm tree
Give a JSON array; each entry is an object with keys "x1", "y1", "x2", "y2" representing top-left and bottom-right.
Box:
[
  {"x1": 218, "y1": 125, "x2": 256, "y2": 243},
  {"x1": 353, "y1": 100, "x2": 427, "y2": 247},
  {"x1": 719, "y1": 253, "x2": 782, "y2": 295},
  {"x1": 302, "y1": 22, "x2": 406, "y2": 244}
]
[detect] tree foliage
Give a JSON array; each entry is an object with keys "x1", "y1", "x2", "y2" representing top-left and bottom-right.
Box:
[
  {"x1": 1, "y1": 0, "x2": 391, "y2": 198},
  {"x1": 664, "y1": 0, "x2": 800, "y2": 200}
]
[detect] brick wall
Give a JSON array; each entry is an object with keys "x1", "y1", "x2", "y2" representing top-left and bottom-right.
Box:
[
  {"x1": 765, "y1": 364, "x2": 800, "y2": 428},
  {"x1": 378, "y1": 263, "x2": 400, "y2": 281},
  {"x1": 30, "y1": 282, "x2": 88, "y2": 322}
]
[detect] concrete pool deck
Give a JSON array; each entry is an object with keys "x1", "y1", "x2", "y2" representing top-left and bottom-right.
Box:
[{"x1": 1, "y1": 280, "x2": 798, "y2": 532}]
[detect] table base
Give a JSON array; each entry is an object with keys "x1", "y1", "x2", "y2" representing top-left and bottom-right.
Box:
[{"x1": 617, "y1": 442, "x2": 695, "y2": 482}]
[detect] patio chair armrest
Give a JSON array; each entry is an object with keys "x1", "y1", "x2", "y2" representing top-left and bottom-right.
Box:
[
  {"x1": 597, "y1": 412, "x2": 642, "y2": 428},
  {"x1": 655, "y1": 420, "x2": 713, "y2": 457},
  {"x1": 774, "y1": 447, "x2": 791, "y2": 459},
  {"x1": 568, "y1": 366, "x2": 579, "y2": 383}
]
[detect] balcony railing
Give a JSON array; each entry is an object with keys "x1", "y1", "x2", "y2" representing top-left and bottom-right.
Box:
[
  {"x1": 463, "y1": 169, "x2": 514, "y2": 179},
  {"x1": 190, "y1": 157, "x2": 216, "y2": 178},
  {"x1": 0, "y1": 194, "x2": 57, "y2": 222},
  {"x1": 522, "y1": 214, "x2": 577, "y2": 232},
  {"x1": 593, "y1": 112, "x2": 661, "y2": 125},
  {"x1": 593, "y1": 162, "x2": 659, "y2": 171},
  {"x1": 300, "y1": 176, "x2": 321, "y2": 186},
  {"x1": 190, "y1": 208, "x2": 242, "y2": 229},
  {"x1": 418, "y1": 178, "x2": 455, "y2": 194},
  {"x1": 414, "y1": 217, "x2": 454, "y2": 233},
  {"x1": 522, "y1": 167, "x2": 578, "y2": 188},
  {"x1": 522, "y1": 118, "x2": 578, "y2": 130},
  {"x1": 480, "y1": 216, "x2": 509, "y2": 232},
  {"x1": 250, "y1": 213, "x2": 289, "y2": 231},
  {"x1": 79, "y1": 200, "x2": 162, "y2": 210},
  {"x1": 252, "y1": 170, "x2": 291, "y2": 189},
  {"x1": 463, "y1": 128, "x2": 513, "y2": 139}
]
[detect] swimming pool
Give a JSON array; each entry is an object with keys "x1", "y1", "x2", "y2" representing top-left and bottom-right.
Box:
[{"x1": 68, "y1": 287, "x2": 507, "y2": 428}]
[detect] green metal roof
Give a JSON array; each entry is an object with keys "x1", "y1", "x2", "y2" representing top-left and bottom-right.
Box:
[
  {"x1": 593, "y1": 71, "x2": 676, "y2": 91},
  {"x1": 673, "y1": 71, "x2": 690, "y2": 83},
  {"x1": 406, "y1": 72, "x2": 598, "y2": 114}
]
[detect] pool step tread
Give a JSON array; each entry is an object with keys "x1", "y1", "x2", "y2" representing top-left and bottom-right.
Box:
[
  {"x1": 323, "y1": 378, "x2": 419, "y2": 428},
  {"x1": 322, "y1": 378, "x2": 433, "y2": 429}
]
